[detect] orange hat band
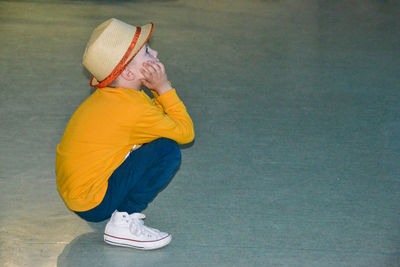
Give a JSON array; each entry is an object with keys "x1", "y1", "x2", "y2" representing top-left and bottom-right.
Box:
[{"x1": 90, "y1": 27, "x2": 142, "y2": 88}]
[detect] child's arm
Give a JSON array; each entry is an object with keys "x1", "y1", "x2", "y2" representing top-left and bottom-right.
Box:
[
  {"x1": 151, "y1": 92, "x2": 165, "y2": 113},
  {"x1": 150, "y1": 81, "x2": 174, "y2": 114},
  {"x1": 135, "y1": 61, "x2": 194, "y2": 144},
  {"x1": 141, "y1": 61, "x2": 170, "y2": 113}
]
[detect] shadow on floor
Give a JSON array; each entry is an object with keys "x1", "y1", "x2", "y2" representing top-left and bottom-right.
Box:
[{"x1": 57, "y1": 223, "x2": 172, "y2": 267}]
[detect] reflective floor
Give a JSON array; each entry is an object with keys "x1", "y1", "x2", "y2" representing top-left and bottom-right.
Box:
[{"x1": 0, "y1": 0, "x2": 399, "y2": 266}]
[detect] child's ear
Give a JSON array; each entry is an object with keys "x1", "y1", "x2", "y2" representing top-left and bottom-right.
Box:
[{"x1": 120, "y1": 67, "x2": 135, "y2": 81}]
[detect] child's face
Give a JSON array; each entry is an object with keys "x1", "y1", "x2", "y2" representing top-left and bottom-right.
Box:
[{"x1": 129, "y1": 43, "x2": 159, "y2": 81}]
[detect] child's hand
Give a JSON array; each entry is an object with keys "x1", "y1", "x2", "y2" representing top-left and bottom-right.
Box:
[{"x1": 140, "y1": 61, "x2": 172, "y2": 95}]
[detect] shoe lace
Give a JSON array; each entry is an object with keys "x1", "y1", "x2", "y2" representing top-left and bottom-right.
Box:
[{"x1": 129, "y1": 213, "x2": 160, "y2": 238}]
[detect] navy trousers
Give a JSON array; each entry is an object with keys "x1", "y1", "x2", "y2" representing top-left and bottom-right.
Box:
[{"x1": 75, "y1": 138, "x2": 181, "y2": 222}]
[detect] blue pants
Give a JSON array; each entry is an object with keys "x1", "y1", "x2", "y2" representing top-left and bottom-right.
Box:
[{"x1": 75, "y1": 138, "x2": 181, "y2": 222}]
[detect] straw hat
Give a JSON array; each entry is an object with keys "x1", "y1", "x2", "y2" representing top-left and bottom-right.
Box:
[{"x1": 83, "y1": 18, "x2": 153, "y2": 88}]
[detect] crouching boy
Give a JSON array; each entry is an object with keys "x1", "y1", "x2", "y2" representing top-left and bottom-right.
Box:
[{"x1": 56, "y1": 18, "x2": 194, "y2": 250}]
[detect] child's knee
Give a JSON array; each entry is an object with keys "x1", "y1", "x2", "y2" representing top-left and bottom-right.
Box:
[
  {"x1": 156, "y1": 138, "x2": 181, "y2": 167},
  {"x1": 165, "y1": 138, "x2": 181, "y2": 160}
]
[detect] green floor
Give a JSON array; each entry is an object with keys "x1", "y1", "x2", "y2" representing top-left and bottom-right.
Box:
[{"x1": 1, "y1": 0, "x2": 399, "y2": 266}]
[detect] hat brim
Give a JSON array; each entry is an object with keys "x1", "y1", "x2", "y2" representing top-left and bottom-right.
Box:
[{"x1": 90, "y1": 22, "x2": 154, "y2": 87}]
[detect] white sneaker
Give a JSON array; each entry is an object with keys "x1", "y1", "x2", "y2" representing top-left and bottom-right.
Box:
[{"x1": 104, "y1": 211, "x2": 172, "y2": 250}]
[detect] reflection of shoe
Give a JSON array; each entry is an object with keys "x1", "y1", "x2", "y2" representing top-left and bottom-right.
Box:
[{"x1": 104, "y1": 211, "x2": 172, "y2": 250}]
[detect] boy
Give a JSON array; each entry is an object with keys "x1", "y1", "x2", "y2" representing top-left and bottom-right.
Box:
[{"x1": 56, "y1": 18, "x2": 194, "y2": 250}]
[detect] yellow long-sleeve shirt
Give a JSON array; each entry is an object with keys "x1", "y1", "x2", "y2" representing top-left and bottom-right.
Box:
[{"x1": 56, "y1": 87, "x2": 194, "y2": 212}]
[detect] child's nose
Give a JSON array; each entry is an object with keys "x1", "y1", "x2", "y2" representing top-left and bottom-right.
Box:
[{"x1": 152, "y1": 50, "x2": 158, "y2": 58}]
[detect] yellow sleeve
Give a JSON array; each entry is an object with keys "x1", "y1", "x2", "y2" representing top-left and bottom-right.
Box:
[
  {"x1": 151, "y1": 90, "x2": 165, "y2": 113},
  {"x1": 149, "y1": 81, "x2": 173, "y2": 113},
  {"x1": 133, "y1": 89, "x2": 195, "y2": 144}
]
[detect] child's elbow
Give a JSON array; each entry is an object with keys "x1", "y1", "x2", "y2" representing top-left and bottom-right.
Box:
[{"x1": 178, "y1": 128, "x2": 195, "y2": 144}]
